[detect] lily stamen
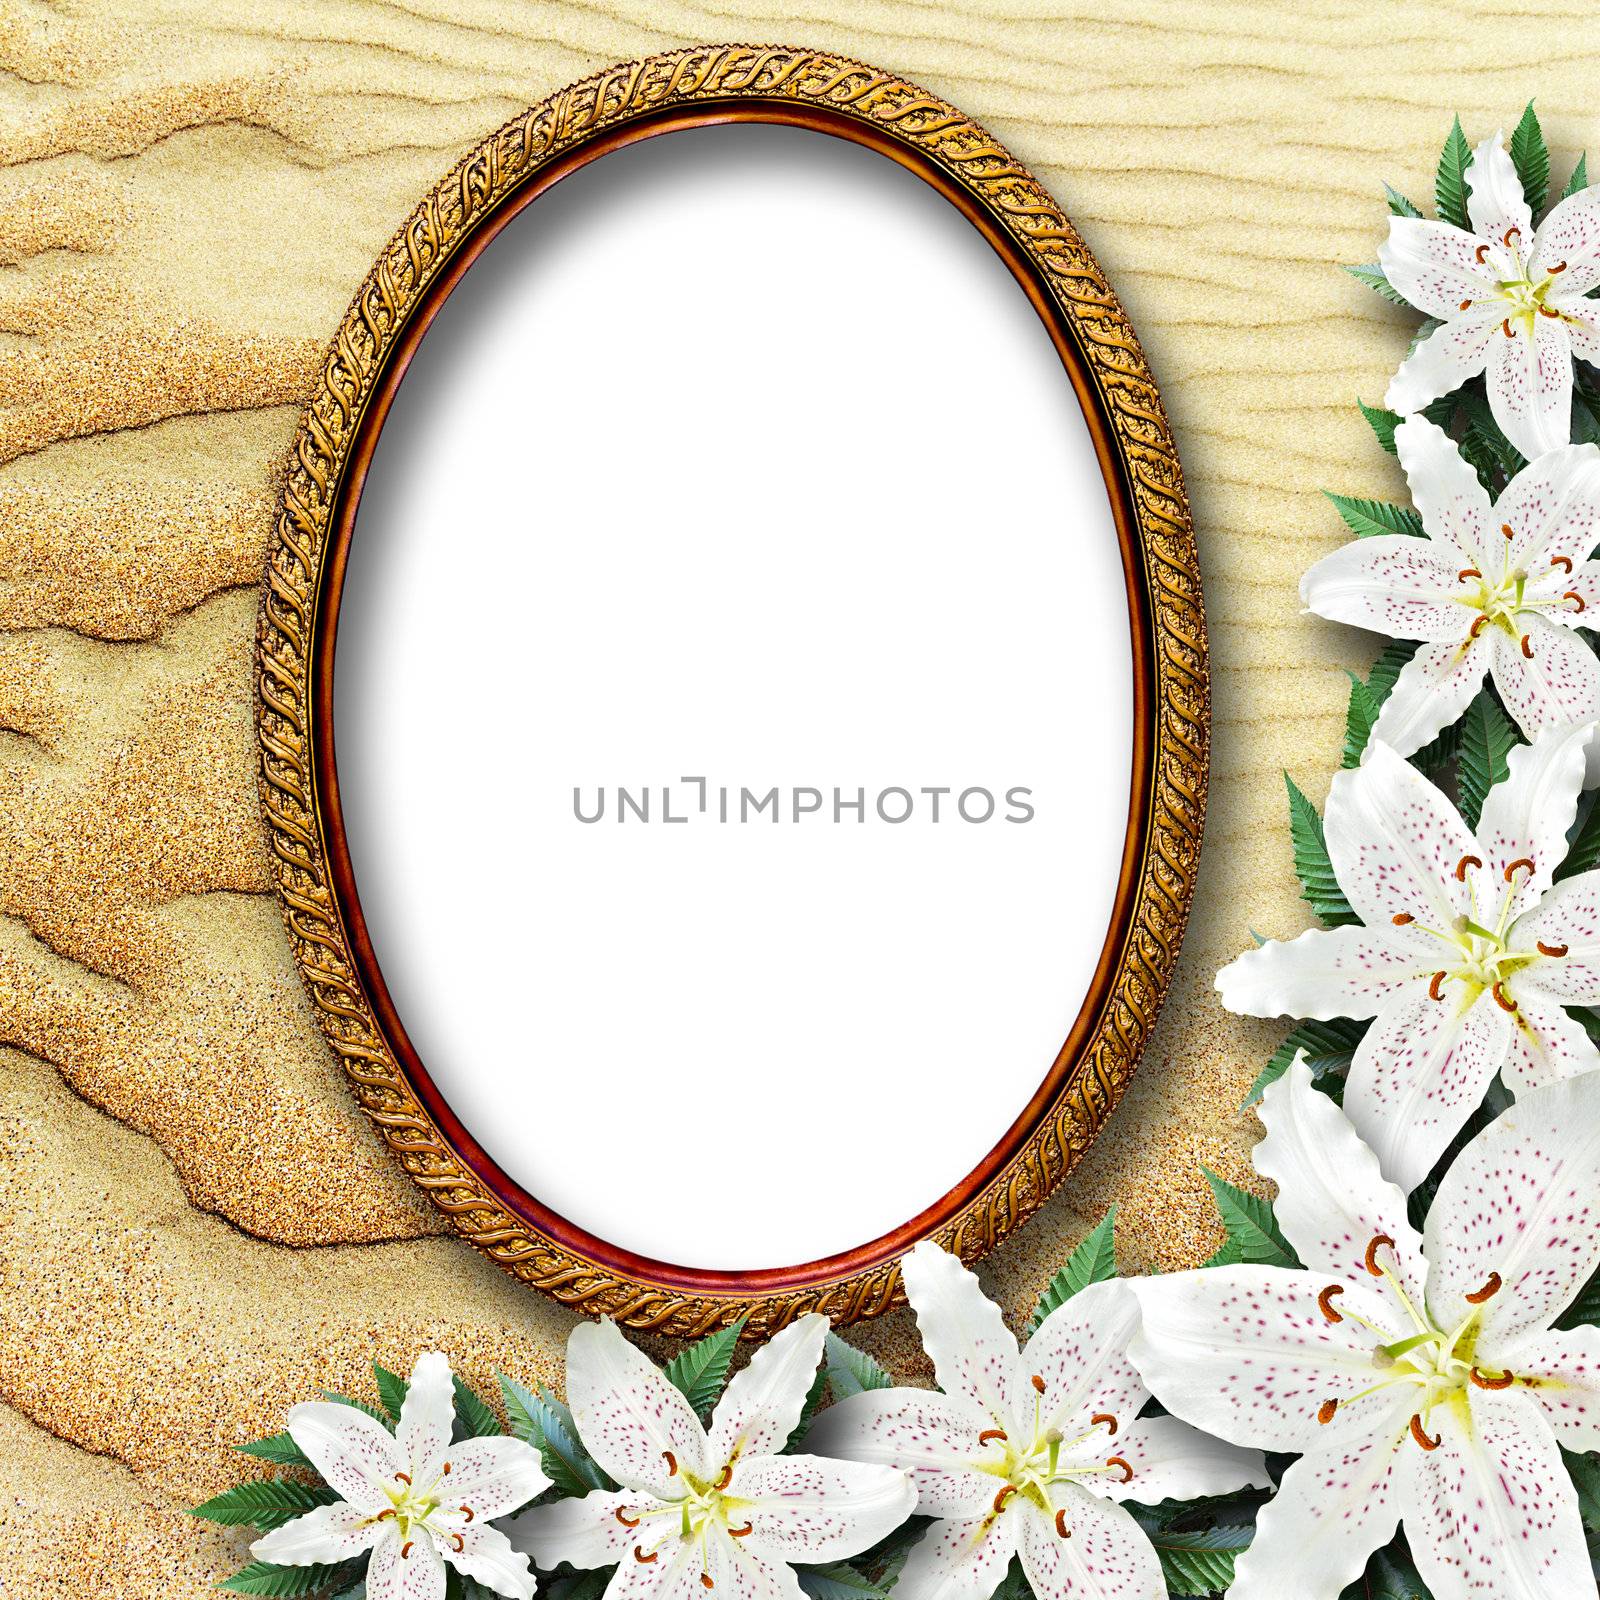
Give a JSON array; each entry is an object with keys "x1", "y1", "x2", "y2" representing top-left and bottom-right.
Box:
[
  {"x1": 1105, "y1": 1456, "x2": 1133, "y2": 1483},
  {"x1": 1428, "y1": 971, "x2": 1446, "y2": 1001},
  {"x1": 1568, "y1": 592, "x2": 1587, "y2": 612},
  {"x1": 1457, "y1": 567, "x2": 1481, "y2": 582},
  {"x1": 1364, "y1": 1234, "x2": 1395, "y2": 1276},
  {"x1": 1470, "y1": 1366, "x2": 1515, "y2": 1389},
  {"x1": 635, "y1": 1547, "x2": 659, "y2": 1564},
  {"x1": 1091, "y1": 1412, "x2": 1119, "y2": 1435},
  {"x1": 662, "y1": 1451, "x2": 678, "y2": 1476},
  {"x1": 1464, "y1": 1271, "x2": 1503, "y2": 1304},
  {"x1": 729, "y1": 1524, "x2": 753, "y2": 1539},
  {"x1": 1491, "y1": 981, "x2": 1517, "y2": 1013},
  {"x1": 459, "y1": 1505, "x2": 474, "y2": 1523},
  {"x1": 1054, "y1": 1509, "x2": 1071, "y2": 1538},
  {"x1": 1318, "y1": 1284, "x2": 1344, "y2": 1323},
  {"x1": 1409, "y1": 1415, "x2": 1441, "y2": 1451},
  {"x1": 616, "y1": 1509, "x2": 640, "y2": 1528},
  {"x1": 1502, "y1": 522, "x2": 1516, "y2": 540},
  {"x1": 1455, "y1": 855, "x2": 1482, "y2": 880},
  {"x1": 977, "y1": 1428, "x2": 1007, "y2": 1445},
  {"x1": 1317, "y1": 1399, "x2": 1338, "y2": 1424},
  {"x1": 1538, "y1": 941, "x2": 1568, "y2": 957},
  {"x1": 993, "y1": 1485, "x2": 1017, "y2": 1513},
  {"x1": 1503, "y1": 857, "x2": 1534, "y2": 881},
  {"x1": 713, "y1": 1465, "x2": 732, "y2": 1491},
  {"x1": 1521, "y1": 634, "x2": 1535, "y2": 659},
  {"x1": 1553, "y1": 554, "x2": 1574, "y2": 572}
]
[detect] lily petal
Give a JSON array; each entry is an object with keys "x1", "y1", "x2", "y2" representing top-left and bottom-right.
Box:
[
  {"x1": 1496, "y1": 1324, "x2": 1600, "y2": 1452},
  {"x1": 437, "y1": 1434, "x2": 551, "y2": 1523},
  {"x1": 892, "y1": 1510, "x2": 1017, "y2": 1600},
  {"x1": 1528, "y1": 557, "x2": 1600, "y2": 618},
  {"x1": 443, "y1": 1521, "x2": 537, "y2": 1600},
  {"x1": 1395, "y1": 415, "x2": 1496, "y2": 568},
  {"x1": 1426, "y1": 1072, "x2": 1600, "y2": 1344},
  {"x1": 1300, "y1": 534, "x2": 1480, "y2": 643},
  {"x1": 594, "y1": 1532, "x2": 702, "y2": 1600},
  {"x1": 802, "y1": 1387, "x2": 995, "y2": 1519},
  {"x1": 1368, "y1": 637, "x2": 1491, "y2": 760},
  {"x1": 1400, "y1": 1386, "x2": 1592, "y2": 1600},
  {"x1": 1507, "y1": 868, "x2": 1600, "y2": 1002},
  {"x1": 1531, "y1": 184, "x2": 1600, "y2": 296},
  {"x1": 1343, "y1": 986, "x2": 1513, "y2": 1196},
  {"x1": 251, "y1": 1500, "x2": 385, "y2": 1566},
  {"x1": 1253, "y1": 1054, "x2": 1426, "y2": 1301},
  {"x1": 1385, "y1": 310, "x2": 1500, "y2": 417},
  {"x1": 283, "y1": 1400, "x2": 404, "y2": 1514},
  {"x1": 1016, "y1": 1492, "x2": 1164, "y2": 1600},
  {"x1": 1566, "y1": 308, "x2": 1600, "y2": 365},
  {"x1": 398, "y1": 1352, "x2": 456, "y2": 1488},
  {"x1": 707, "y1": 1313, "x2": 826, "y2": 1466},
  {"x1": 1074, "y1": 1413, "x2": 1270, "y2": 1507},
  {"x1": 900, "y1": 1241, "x2": 1019, "y2": 1429},
  {"x1": 566, "y1": 1318, "x2": 709, "y2": 1495},
  {"x1": 1486, "y1": 313, "x2": 1574, "y2": 464},
  {"x1": 1025, "y1": 1279, "x2": 1150, "y2": 1452},
  {"x1": 1324, "y1": 737, "x2": 1476, "y2": 932},
  {"x1": 508, "y1": 1487, "x2": 647, "y2": 1571},
  {"x1": 1489, "y1": 439, "x2": 1600, "y2": 574},
  {"x1": 1490, "y1": 619, "x2": 1600, "y2": 742},
  {"x1": 1500, "y1": 984, "x2": 1600, "y2": 1093},
  {"x1": 699, "y1": 1532, "x2": 808, "y2": 1600},
  {"x1": 1127, "y1": 1266, "x2": 1410, "y2": 1455},
  {"x1": 1476, "y1": 721, "x2": 1593, "y2": 918},
  {"x1": 367, "y1": 1524, "x2": 448, "y2": 1600},
  {"x1": 725, "y1": 1453, "x2": 917, "y2": 1564},
  {"x1": 1378, "y1": 216, "x2": 1502, "y2": 321},
  {"x1": 1466, "y1": 131, "x2": 1534, "y2": 248},
  {"x1": 1227, "y1": 1429, "x2": 1406, "y2": 1600},
  {"x1": 1215, "y1": 925, "x2": 1425, "y2": 1022}
]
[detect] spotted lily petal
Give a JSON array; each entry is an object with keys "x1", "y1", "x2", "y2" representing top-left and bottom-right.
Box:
[
  {"x1": 1507, "y1": 868, "x2": 1600, "y2": 1002},
  {"x1": 1527, "y1": 557, "x2": 1600, "y2": 618},
  {"x1": 1495, "y1": 1323, "x2": 1600, "y2": 1452},
  {"x1": 891, "y1": 1507, "x2": 1017, "y2": 1600},
  {"x1": 1466, "y1": 131, "x2": 1534, "y2": 247},
  {"x1": 725, "y1": 1454, "x2": 916, "y2": 1565},
  {"x1": 1378, "y1": 216, "x2": 1502, "y2": 321},
  {"x1": 1073, "y1": 1413, "x2": 1269, "y2": 1507},
  {"x1": 900, "y1": 1239, "x2": 1020, "y2": 1429},
  {"x1": 251, "y1": 1500, "x2": 386, "y2": 1566},
  {"x1": 441, "y1": 1520, "x2": 537, "y2": 1600},
  {"x1": 1253, "y1": 1055, "x2": 1426, "y2": 1300},
  {"x1": 1490, "y1": 619, "x2": 1600, "y2": 740},
  {"x1": 1531, "y1": 184, "x2": 1600, "y2": 296},
  {"x1": 367, "y1": 1524, "x2": 448, "y2": 1600},
  {"x1": 1368, "y1": 637, "x2": 1491, "y2": 760},
  {"x1": 1567, "y1": 309, "x2": 1600, "y2": 365},
  {"x1": 283, "y1": 1400, "x2": 404, "y2": 1514},
  {"x1": 1476, "y1": 721, "x2": 1593, "y2": 920},
  {"x1": 1426, "y1": 1072, "x2": 1600, "y2": 1346},
  {"x1": 1024, "y1": 1279, "x2": 1149, "y2": 1448},
  {"x1": 1386, "y1": 309, "x2": 1501, "y2": 416},
  {"x1": 1016, "y1": 1492, "x2": 1164, "y2": 1600},
  {"x1": 1300, "y1": 535, "x2": 1481, "y2": 642},
  {"x1": 398, "y1": 1352, "x2": 457, "y2": 1489},
  {"x1": 1499, "y1": 984, "x2": 1600, "y2": 1092},
  {"x1": 1486, "y1": 311, "x2": 1575, "y2": 463},
  {"x1": 1215, "y1": 925, "x2": 1425, "y2": 1022},
  {"x1": 566, "y1": 1318, "x2": 710, "y2": 1495},
  {"x1": 1396, "y1": 415, "x2": 1496, "y2": 568},
  {"x1": 802, "y1": 1386, "x2": 995, "y2": 1519},
  {"x1": 1489, "y1": 439, "x2": 1600, "y2": 574},
  {"x1": 508, "y1": 1487, "x2": 649, "y2": 1571},
  {"x1": 437, "y1": 1433, "x2": 550, "y2": 1523},
  {"x1": 1399, "y1": 1385, "x2": 1592, "y2": 1600},
  {"x1": 707, "y1": 1314, "x2": 826, "y2": 1465}
]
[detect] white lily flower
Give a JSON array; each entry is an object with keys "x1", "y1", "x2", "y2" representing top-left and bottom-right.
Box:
[
  {"x1": 1217, "y1": 722, "x2": 1600, "y2": 1192},
  {"x1": 511, "y1": 1313, "x2": 914, "y2": 1600},
  {"x1": 251, "y1": 1350, "x2": 548, "y2": 1600},
  {"x1": 806, "y1": 1241, "x2": 1269, "y2": 1600},
  {"x1": 1130, "y1": 1057, "x2": 1600, "y2": 1600},
  {"x1": 1380, "y1": 129, "x2": 1600, "y2": 459},
  {"x1": 1302, "y1": 416, "x2": 1600, "y2": 761}
]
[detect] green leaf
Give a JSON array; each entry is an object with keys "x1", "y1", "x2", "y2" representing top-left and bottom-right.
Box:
[
  {"x1": 1566, "y1": 1447, "x2": 1600, "y2": 1531},
  {"x1": 1243, "y1": 1017, "x2": 1367, "y2": 1108},
  {"x1": 544, "y1": 1572, "x2": 611, "y2": 1600},
  {"x1": 1286, "y1": 774, "x2": 1357, "y2": 926},
  {"x1": 1510, "y1": 100, "x2": 1551, "y2": 215},
  {"x1": 798, "y1": 1564, "x2": 897, "y2": 1600},
  {"x1": 791, "y1": 1363, "x2": 830, "y2": 1450},
  {"x1": 1028, "y1": 1209, "x2": 1118, "y2": 1334},
  {"x1": 1385, "y1": 184, "x2": 1424, "y2": 219},
  {"x1": 1458, "y1": 386, "x2": 1526, "y2": 482},
  {"x1": 234, "y1": 1433, "x2": 313, "y2": 1470},
  {"x1": 1557, "y1": 1262, "x2": 1600, "y2": 1331},
  {"x1": 1347, "y1": 1542, "x2": 1432, "y2": 1600},
  {"x1": 1436, "y1": 115, "x2": 1472, "y2": 229},
  {"x1": 452, "y1": 1375, "x2": 501, "y2": 1440},
  {"x1": 1344, "y1": 263, "x2": 1411, "y2": 306},
  {"x1": 1202, "y1": 1168, "x2": 1298, "y2": 1269},
  {"x1": 190, "y1": 1478, "x2": 336, "y2": 1531},
  {"x1": 825, "y1": 1332, "x2": 894, "y2": 1399},
  {"x1": 1324, "y1": 492, "x2": 1425, "y2": 540},
  {"x1": 1456, "y1": 691, "x2": 1519, "y2": 830},
  {"x1": 1342, "y1": 672, "x2": 1383, "y2": 770},
  {"x1": 663, "y1": 1318, "x2": 747, "y2": 1420},
  {"x1": 372, "y1": 1363, "x2": 407, "y2": 1423},
  {"x1": 1368, "y1": 639, "x2": 1419, "y2": 701},
  {"x1": 498, "y1": 1374, "x2": 615, "y2": 1497},
  {"x1": 1150, "y1": 1523, "x2": 1254, "y2": 1597},
  {"x1": 321, "y1": 1393, "x2": 392, "y2": 1431},
  {"x1": 1358, "y1": 398, "x2": 1403, "y2": 456},
  {"x1": 1558, "y1": 792, "x2": 1600, "y2": 882},
  {"x1": 217, "y1": 1561, "x2": 359, "y2": 1597},
  {"x1": 1565, "y1": 152, "x2": 1590, "y2": 202}
]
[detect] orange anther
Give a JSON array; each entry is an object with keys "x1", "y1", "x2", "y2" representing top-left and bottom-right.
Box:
[
  {"x1": 662, "y1": 1451, "x2": 678, "y2": 1476},
  {"x1": 1505, "y1": 226, "x2": 1522, "y2": 246},
  {"x1": 1318, "y1": 1399, "x2": 1339, "y2": 1425},
  {"x1": 1470, "y1": 1366, "x2": 1515, "y2": 1389},
  {"x1": 1503, "y1": 522, "x2": 1516, "y2": 540},
  {"x1": 1538, "y1": 941, "x2": 1568, "y2": 957},
  {"x1": 1429, "y1": 971, "x2": 1447, "y2": 1001},
  {"x1": 394, "y1": 1473, "x2": 411, "y2": 1486},
  {"x1": 1409, "y1": 1415, "x2": 1441, "y2": 1451},
  {"x1": 1106, "y1": 1456, "x2": 1134, "y2": 1483},
  {"x1": 1465, "y1": 1271, "x2": 1503, "y2": 1304},
  {"x1": 616, "y1": 1508, "x2": 640, "y2": 1528},
  {"x1": 978, "y1": 1428, "x2": 1008, "y2": 1445},
  {"x1": 1568, "y1": 592, "x2": 1587, "y2": 612},
  {"x1": 1091, "y1": 1413, "x2": 1119, "y2": 1435},
  {"x1": 635, "y1": 1548, "x2": 659, "y2": 1564},
  {"x1": 1031, "y1": 1374, "x2": 1046, "y2": 1394},
  {"x1": 993, "y1": 1485, "x2": 1018, "y2": 1513},
  {"x1": 401, "y1": 1542, "x2": 415, "y2": 1559},
  {"x1": 702, "y1": 1577, "x2": 715, "y2": 1591},
  {"x1": 1491, "y1": 982, "x2": 1518, "y2": 1013},
  {"x1": 1554, "y1": 555, "x2": 1574, "y2": 572},
  {"x1": 1503, "y1": 318, "x2": 1515, "y2": 337},
  {"x1": 459, "y1": 1505, "x2": 474, "y2": 1523},
  {"x1": 1318, "y1": 1284, "x2": 1345, "y2": 1323},
  {"x1": 1475, "y1": 243, "x2": 1491, "y2": 264},
  {"x1": 1055, "y1": 1509, "x2": 1071, "y2": 1538},
  {"x1": 1393, "y1": 912, "x2": 1415, "y2": 925},
  {"x1": 1540, "y1": 304, "x2": 1561, "y2": 317},
  {"x1": 1550, "y1": 260, "x2": 1569, "y2": 273},
  {"x1": 1365, "y1": 1234, "x2": 1394, "y2": 1276},
  {"x1": 449, "y1": 1534, "x2": 465, "y2": 1553},
  {"x1": 1504, "y1": 857, "x2": 1535, "y2": 881},
  {"x1": 1469, "y1": 616, "x2": 1489, "y2": 639},
  {"x1": 441, "y1": 1463, "x2": 451, "y2": 1476},
  {"x1": 1459, "y1": 297, "x2": 1474, "y2": 311},
  {"x1": 1458, "y1": 567, "x2": 1482, "y2": 582},
  {"x1": 1521, "y1": 634, "x2": 1535, "y2": 659},
  {"x1": 1455, "y1": 855, "x2": 1482, "y2": 880},
  {"x1": 713, "y1": 1465, "x2": 732, "y2": 1492},
  {"x1": 729, "y1": 1524, "x2": 753, "y2": 1539}
]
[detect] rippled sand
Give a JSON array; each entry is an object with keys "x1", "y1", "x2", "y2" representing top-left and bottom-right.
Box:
[{"x1": 3, "y1": 0, "x2": 1594, "y2": 1590}]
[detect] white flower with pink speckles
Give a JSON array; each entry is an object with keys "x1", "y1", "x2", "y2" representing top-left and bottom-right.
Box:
[
  {"x1": 1130, "y1": 1057, "x2": 1600, "y2": 1600},
  {"x1": 1380, "y1": 130, "x2": 1600, "y2": 460},
  {"x1": 250, "y1": 1350, "x2": 549, "y2": 1600},
  {"x1": 1217, "y1": 721, "x2": 1600, "y2": 1192},
  {"x1": 806, "y1": 1242, "x2": 1268, "y2": 1600},
  {"x1": 1301, "y1": 417, "x2": 1600, "y2": 761},
  {"x1": 511, "y1": 1314, "x2": 913, "y2": 1600}
]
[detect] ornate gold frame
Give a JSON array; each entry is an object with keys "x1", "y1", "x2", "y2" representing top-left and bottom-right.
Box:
[{"x1": 256, "y1": 44, "x2": 1208, "y2": 1338}]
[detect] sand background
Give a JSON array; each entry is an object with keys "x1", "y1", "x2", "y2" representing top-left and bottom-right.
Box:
[{"x1": 0, "y1": 0, "x2": 1593, "y2": 1591}]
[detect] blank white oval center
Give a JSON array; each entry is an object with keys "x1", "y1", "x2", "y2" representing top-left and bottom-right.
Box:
[{"x1": 336, "y1": 122, "x2": 1133, "y2": 1272}]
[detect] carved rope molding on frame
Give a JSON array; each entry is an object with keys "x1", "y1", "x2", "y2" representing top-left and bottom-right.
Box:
[{"x1": 255, "y1": 43, "x2": 1208, "y2": 1338}]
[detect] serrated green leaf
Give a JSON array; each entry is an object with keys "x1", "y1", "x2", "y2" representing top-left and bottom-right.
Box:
[
  {"x1": 1458, "y1": 386, "x2": 1526, "y2": 483},
  {"x1": 451, "y1": 1375, "x2": 501, "y2": 1440},
  {"x1": 1436, "y1": 115, "x2": 1472, "y2": 229},
  {"x1": 798, "y1": 1564, "x2": 895, "y2": 1600},
  {"x1": 1556, "y1": 1259, "x2": 1600, "y2": 1331},
  {"x1": 372, "y1": 1363, "x2": 407, "y2": 1423},
  {"x1": 1368, "y1": 639, "x2": 1419, "y2": 701},
  {"x1": 543, "y1": 1572, "x2": 611, "y2": 1600},
  {"x1": 1385, "y1": 184, "x2": 1424, "y2": 219},
  {"x1": 1324, "y1": 492, "x2": 1425, "y2": 541},
  {"x1": 497, "y1": 1374, "x2": 614, "y2": 1496},
  {"x1": 217, "y1": 1561, "x2": 359, "y2": 1597},
  {"x1": 1243, "y1": 1017, "x2": 1368, "y2": 1108},
  {"x1": 663, "y1": 1318, "x2": 747, "y2": 1420},
  {"x1": 1510, "y1": 100, "x2": 1550, "y2": 215},
  {"x1": 1286, "y1": 774, "x2": 1357, "y2": 926},
  {"x1": 1151, "y1": 1523, "x2": 1254, "y2": 1597},
  {"x1": 825, "y1": 1332, "x2": 893, "y2": 1399},
  {"x1": 1345, "y1": 1542, "x2": 1432, "y2": 1600},
  {"x1": 1344, "y1": 263, "x2": 1411, "y2": 306},
  {"x1": 321, "y1": 1393, "x2": 392, "y2": 1431},
  {"x1": 1558, "y1": 792, "x2": 1600, "y2": 883},
  {"x1": 1358, "y1": 398, "x2": 1403, "y2": 456},
  {"x1": 1028, "y1": 1209, "x2": 1117, "y2": 1334},
  {"x1": 1457, "y1": 691, "x2": 1519, "y2": 830},
  {"x1": 235, "y1": 1433, "x2": 313, "y2": 1470},
  {"x1": 791, "y1": 1363, "x2": 829, "y2": 1452},
  {"x1": 1566, "y1": 1447, "x2": 1600, "y2": 1532},
  {"x1": 1565, "y1": 152, "x2": 1590, "y2": 202},
  {"x1": 190, "y1": 1478, "x2": 336, "y2": 1531},
  {"x1": 1202, "y1": 1169, "x2": 1298, "y2": 1269},
  {"x1": 1342, "y1": 672, "x2": 1383, "y2": 770}
]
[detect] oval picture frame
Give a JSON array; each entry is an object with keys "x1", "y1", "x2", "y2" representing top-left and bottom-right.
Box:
[{"x1": 256, "y1": 43, "x2": 1208, "y2": 1338}]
